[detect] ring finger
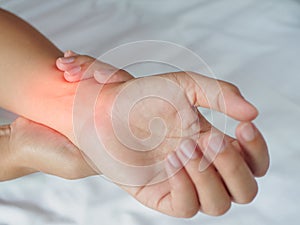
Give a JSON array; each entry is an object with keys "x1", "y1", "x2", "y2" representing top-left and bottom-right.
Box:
[{"x1": 176, "y1": 139, "x2": 231, "y2": 216}]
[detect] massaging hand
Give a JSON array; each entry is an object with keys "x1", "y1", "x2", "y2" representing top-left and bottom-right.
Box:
[
  {"x1": 0, "y1": 117, "x2": 96, "y2": 180},
  {"x1": 0, "y1": 51, "x2": 130, "y2": 181},
  {"x1": 55, "y1": 52, "x2": 269, "y2": 217}
]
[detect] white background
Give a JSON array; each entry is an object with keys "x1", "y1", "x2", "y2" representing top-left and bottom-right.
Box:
[{"x1": 0, "y1": 0, "x2": 299, "y2": 224}]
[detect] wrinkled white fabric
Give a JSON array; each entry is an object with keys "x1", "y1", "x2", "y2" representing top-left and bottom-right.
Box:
[{"x1": 0, "y1": 0, "x2": 299, "y2": 224}]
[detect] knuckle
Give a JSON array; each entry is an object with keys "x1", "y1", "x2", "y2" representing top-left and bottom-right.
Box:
[
  {"x1": 220, "y1": 81, "x2": 240, "y2": 94},
  {"x1": 202, "y1": 199, "x2": 231, "y2": 216},
  {"x1": 237, "y1": 183, "x2": 258, "y2": 204},
  {"x1": 177, "y1": 207, "x2": 199, "y2": 218},
  {"x1": 169, "y1": 198, "x2": 199, "y2": 218},
  {"x1": 228, "y1": 159, "x2": 244, "y2": 176},
  {"x1": 255, "y1": 166, "x2": 269, "y2": 177},
  {"x1": 216, "y1": 147, "x2": 243, "y2": 174}
]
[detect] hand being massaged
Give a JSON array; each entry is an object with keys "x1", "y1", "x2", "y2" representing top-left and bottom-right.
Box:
[{"x1": 0, "y1": 51, "x2": 269, "y2": 218}]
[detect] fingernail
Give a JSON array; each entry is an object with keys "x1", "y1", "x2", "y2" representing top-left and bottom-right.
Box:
[
  {"x1": 208, "y1": 133, "x2": 226, "y2": 154},
  {"x1": 167, "y1": 152, "x2": 182, "y2": 169},
  {"x1": 59, "y1": 56, "x2": 75, "y2": 64},
  {"x1": 180, "y1": 139, "x2": 198, "y2": 160},
  {"x1": 64, "y1": 50, "x2": 76, "y2": 57},
  {"x1": 65, "y1": 66, "x2": 81, "y2": 76},
  {"x1": 241, "y1": 123, "x2": 256, "y2": 142}
]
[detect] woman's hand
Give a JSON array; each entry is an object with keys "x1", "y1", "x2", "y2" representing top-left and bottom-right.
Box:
[
  {"x1": 56, "y1": 50, "x2": 133, "y2": 83},
  {"x1": 0, "y1": 51, "x2": 132, "y2": 182},
  {"x1": 56, "y1": 53, "x2": 269, "y2": 217},
  {"x1": 0, "y1": 117, "x2": 95, "y2": 181}
]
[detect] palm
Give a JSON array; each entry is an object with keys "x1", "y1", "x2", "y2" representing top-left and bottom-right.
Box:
[
  {"x1": 88, "y1": 76, "x2": 198, "y2": 179},
  {"x1": 120, "y1": 112, "x2": 212, "y2": 217},
  {"x1": 75, "y1": 76, "x2": 213, "y2": 216}
]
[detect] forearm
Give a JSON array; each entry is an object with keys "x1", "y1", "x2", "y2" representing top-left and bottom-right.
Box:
[{"x1": 0, "y1": 9, "x2": 76, "y2": 139}]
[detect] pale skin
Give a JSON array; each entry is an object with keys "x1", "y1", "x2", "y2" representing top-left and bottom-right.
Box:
[{"x1": 0, "y1": 9, "x2": 269, "y2": 218}]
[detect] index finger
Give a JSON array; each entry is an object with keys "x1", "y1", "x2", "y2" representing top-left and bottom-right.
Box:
[{"x1": 235, "y1": 122, "x2": 269, "y2": 177}]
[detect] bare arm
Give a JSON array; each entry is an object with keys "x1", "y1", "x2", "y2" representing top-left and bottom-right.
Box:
[
  {"x1": 0, "y1": 10, "x2": 99, "y2": 178},
  {"x1": 0, "y1": 9, "x2": 269, "y2": 218},
  {"x1": 0, "y1": 9, "x2": 78, "y2": 138}
]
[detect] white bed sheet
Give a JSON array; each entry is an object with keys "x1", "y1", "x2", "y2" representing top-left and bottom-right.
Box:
[{"x1": 0, "y1": 0, "x2": 299, "y2": 224}]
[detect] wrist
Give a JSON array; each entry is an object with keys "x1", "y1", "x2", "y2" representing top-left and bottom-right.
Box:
[
  {"x1": 18, "y1": 70, "x2": 78, "y2": 141},
  {"x1": 21, "y1": 74, "x2": 117, "y2": 144}
]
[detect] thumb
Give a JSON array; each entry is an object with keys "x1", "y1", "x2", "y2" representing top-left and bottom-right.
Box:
[
  {"x1": 164, "y1": 71, "x2": 258, "y2": 121},
  {"x1": 10, "y1": 117, "x2": 97, "y2": 179}
]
